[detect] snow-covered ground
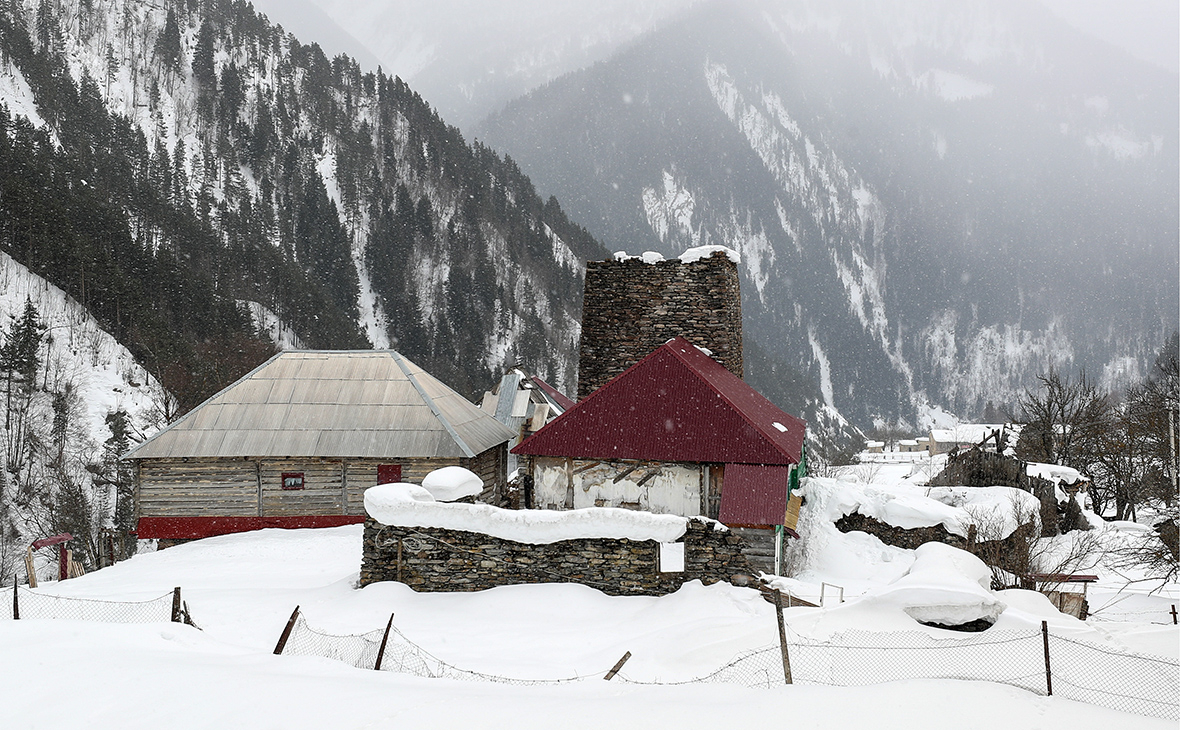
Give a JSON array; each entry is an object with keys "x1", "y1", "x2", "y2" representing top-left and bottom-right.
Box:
[{"x1": 4, "y1": 481, "x2": 1175, "y2": 730}]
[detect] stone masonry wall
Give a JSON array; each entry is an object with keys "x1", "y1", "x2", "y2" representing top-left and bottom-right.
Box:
[
  {"x1": 577, "y1": 252, "x2": 742, "y2": 399},
  {"x1": 360, "y1": 518, "x2": 755, "y2": 596}
]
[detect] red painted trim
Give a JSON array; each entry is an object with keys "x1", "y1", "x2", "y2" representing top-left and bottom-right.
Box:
[{"x1": 136, "y1": 515, "x2": 365, "y2": 539}]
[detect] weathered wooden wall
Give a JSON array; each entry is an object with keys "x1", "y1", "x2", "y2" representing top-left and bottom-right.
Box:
[{"x1": 136, "y1": 444, "x2": 508, "y2": 519}]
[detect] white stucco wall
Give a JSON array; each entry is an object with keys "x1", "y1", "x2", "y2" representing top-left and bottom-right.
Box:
[{"x1": 533, "y1": 457, "x2": 703, "y2": 517}]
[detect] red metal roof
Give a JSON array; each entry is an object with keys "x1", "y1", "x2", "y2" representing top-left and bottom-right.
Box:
[
  {"x1": 531, "y1": 376, "x2": 576, "y2": 411},
  {"x1": 513, "y1": 338, "x2": 805, "y2": 464},
  {"x1": 719, "y1": 464, "x2": 792, "y2": 526}
]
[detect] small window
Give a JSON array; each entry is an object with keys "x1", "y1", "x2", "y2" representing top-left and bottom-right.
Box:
[{"x1": 281, "y1": 472, "x2": 305, "y2": 491}]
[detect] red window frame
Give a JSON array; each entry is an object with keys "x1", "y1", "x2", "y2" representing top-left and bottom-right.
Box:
[{"x1": 281, "y1": 472, "x2": 305, "y2": 491}]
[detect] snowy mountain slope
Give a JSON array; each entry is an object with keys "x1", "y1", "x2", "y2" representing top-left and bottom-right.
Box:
[
  {"x1": 0, "y1": 0, "x2": 602, "y2": 402},
  {"x1": 0, "y1": 246, "x2": 171, "y2": 584},
  {"x1": 0, "y1": 250, "x2": 168, "y2": 442},
  {"x1": 478, "y1": 0, "x2": 1179, "y2": 426}
]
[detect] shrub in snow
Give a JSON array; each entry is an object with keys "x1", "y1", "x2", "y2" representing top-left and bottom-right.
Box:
[{"x1": 421, "y1": 466, "x2": 484, "y2": 502}]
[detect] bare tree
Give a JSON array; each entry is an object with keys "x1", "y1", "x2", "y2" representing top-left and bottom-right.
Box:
[
  {"x1": 867, "y1": 423, "x2": 908, "y2": 451},
  {"x1": 1016, "y1": 368, "x2": 1111, "y2": 470}
]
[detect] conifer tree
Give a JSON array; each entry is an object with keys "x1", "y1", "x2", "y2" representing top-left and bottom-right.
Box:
[{"x1": 154, "y1": 8, "x2": 182, "y2": 73}]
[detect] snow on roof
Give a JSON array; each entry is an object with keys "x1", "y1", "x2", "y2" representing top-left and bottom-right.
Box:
[
  {"x1": 365, "y1": 483, "x2": 690, "y2": 544},
  {"x1": 929, "y1": 423, "x2": 1020, "y2": 444},
  {"x1": 612, "y1": 250, "x2": 665, "y2": 263},
  {"x1": 869, "y1": 542, "x2": 1006, "y2": 626},
  {"x1": 678, "y1": 245, "x2": 741, "y2": 264},
  {"x1": 1026, "y1": 462, "x2": 1087, "y2": 485},
  {"x1": 611, "y1": 246, "x2": 741, "y2": 265},
  {"x1": 420, "y1": 467, "x2": 484, "y2": 502}
]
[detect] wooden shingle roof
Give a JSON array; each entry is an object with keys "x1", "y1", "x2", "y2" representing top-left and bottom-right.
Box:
[{"x1": 126, "y1": 351, "x2": 514, "y2": 460}]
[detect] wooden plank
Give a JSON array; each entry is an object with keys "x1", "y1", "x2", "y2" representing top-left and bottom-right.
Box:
[
  {"x1": 784, "y1": 493, "x2": 802, "y2": 531},
  {"x1": 603, "y1": 651, "x2": 631, "y2": 681}
]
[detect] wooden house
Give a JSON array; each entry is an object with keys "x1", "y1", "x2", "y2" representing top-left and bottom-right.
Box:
[
  {"x1": 127, "y1": 350, "x2": 515, "y2": 542},
  {"x1": 928, "y1": 424, "x2": 1020, "y2": 455},
  {"x1": 512, "y1": 337, "x2": 807, "y2": 574}
]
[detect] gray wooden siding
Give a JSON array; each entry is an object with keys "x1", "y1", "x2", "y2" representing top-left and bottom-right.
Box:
[
  {"x1": 138, "y1": 459, "x2": 258, "y2": 517},
  {"x1": 260, "y1": 458, "x2": 346, "y2": 516},
  {"x1": 136, "y1": 445, "x2": 508, "y2": 519}
]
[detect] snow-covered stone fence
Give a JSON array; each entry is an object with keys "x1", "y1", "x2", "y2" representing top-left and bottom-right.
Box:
[{"x1": 360, "y1": 484, "x2": 754, "y2": 595}]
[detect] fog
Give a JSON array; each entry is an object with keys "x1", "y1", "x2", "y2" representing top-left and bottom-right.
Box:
[{"x1": 248, "y1": 0, "x2": 1177, "y2": 128}]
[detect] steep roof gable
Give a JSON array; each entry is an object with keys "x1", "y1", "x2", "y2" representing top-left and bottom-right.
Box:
[
  {"x1": 126, "y1": 351, "x2": 514, "y2": 460},
  {"x1": 514, "y1": 338, "x2": 805, "y2": 464}
]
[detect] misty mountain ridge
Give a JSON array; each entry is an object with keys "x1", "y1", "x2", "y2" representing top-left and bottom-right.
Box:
[
  {"x1": 478, "y1": 0, "x2": 1178, "y2": 428},
  {"x1": 0, "y1": 0, "x2": 603, "y2": 408}
]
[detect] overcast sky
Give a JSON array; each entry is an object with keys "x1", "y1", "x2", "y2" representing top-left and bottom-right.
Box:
[
  {"x1": 1038, "y1": 0, "x2": 1178, "y2": 73},
  {"x1": 250, "y1": 0, "x2": 1179, "y2": 77}
]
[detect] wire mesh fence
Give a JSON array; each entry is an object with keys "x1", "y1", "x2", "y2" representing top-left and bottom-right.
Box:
[
  {"x1": 1047, "y1": 632, "x2": 1179, "y2": 720},
  {"x1": 279, "y1": 609, "x2": 1178, "y2": 721},
  {"x1": 280, "y1": 610, "x2": 596, "y2": 685},
  {"x1": 0, "y1": 585, "x2": 179, "y2": 622},
  {"x1": 618, "y1": 645, "x2": 787, "y2": 690},
  {"x1": 786, "y1": 629, "x2": 1049, "y2": 694},
  {"x1": 1087, "y1": 606, "x2": 1178, "y2": 625}
]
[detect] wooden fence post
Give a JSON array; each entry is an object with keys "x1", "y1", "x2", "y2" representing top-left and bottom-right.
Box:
[
  {"x1": 603, "y1": 651, "x2": 631, "y2": 681},
  {"x1": 1041, "y1": 620, "x2": 1052, "y2": 696},
  {"x1": 373, "y1": 613, "x2": 395, "y2": 671},
  {"x1": 25, "y1": 547, "x2": 36, "y2": 589},
  {"x1": 774, "y1": 588, "x2": 793, "y2": 684},
  {"x1": 274, "y1": 606, "x2": 301, "y2": 655},
  {"x1": 1170, "y1": 605, "x2": 1177, "y2": 625},
  {"x1": 171, "y1": 587, "x2": 182, "y2": 622},
  {"x1": 12, "y1": 581, "x2": 18, "y2": 620}
]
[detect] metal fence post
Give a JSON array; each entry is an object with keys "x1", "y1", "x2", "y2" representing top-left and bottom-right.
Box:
[
  {"x1": 274, "y1": 606, "x2": 301, "y2": 655},
  {"x1": 1041, "y1": 620, "x2": 1052, "y2": 696},
  {"x1": 373, "y1": 613, "x2": 395, "y2": 670},
  {"x1": 12, "y1": 581, "x2": 18, "y2": 620}
]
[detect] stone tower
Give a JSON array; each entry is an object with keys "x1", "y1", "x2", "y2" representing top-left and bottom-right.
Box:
[{"x1": 577, "y1": 250, "x2": 743, "y2": 400}]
